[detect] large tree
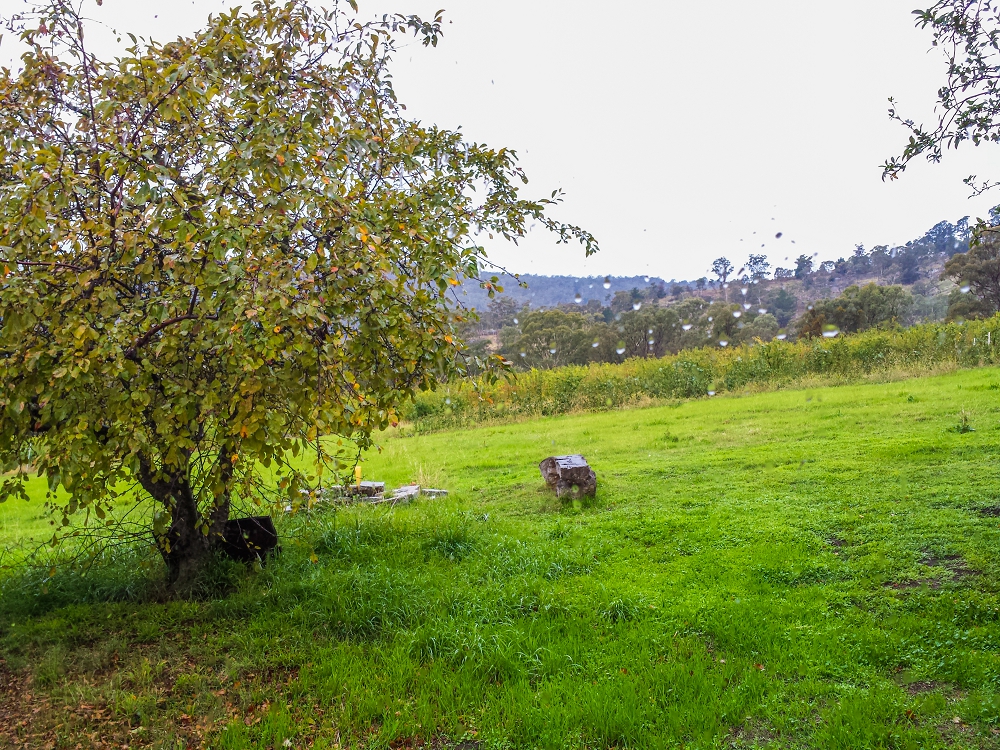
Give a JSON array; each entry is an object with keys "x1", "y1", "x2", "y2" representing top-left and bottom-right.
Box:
[{"x1": 0, "y1": 0, "x2": 595, "y2": 589}]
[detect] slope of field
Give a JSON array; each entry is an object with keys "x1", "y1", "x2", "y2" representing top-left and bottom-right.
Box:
[{"x1": 3, "y1": 368, "x2": 1000, "y2": 748}]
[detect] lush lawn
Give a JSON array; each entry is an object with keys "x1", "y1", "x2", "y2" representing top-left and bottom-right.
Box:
[{"x1": 4, "y1": 367, "x2": 1000, "y2": 748}]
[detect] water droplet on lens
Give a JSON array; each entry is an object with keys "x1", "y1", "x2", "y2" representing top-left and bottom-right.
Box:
[
  {"x1": 743, "y1": 303, "x2": 751, "y2": 310},
  {"x1": 707, "y1": 390, "x2": 716, "y2": 396},
  {"x1": 775, "y1": 232, "x2": 783, "y2": 239},
  {"x1": 707, "y1": 316, "x2": 714, "y2": 322},
  {"x1": 513, "y1": 317, "x2": 519, "y2": 325},
  {"x1": 758, "y1": 308, "x2": 767, "y2": 314},
  {"x1": 723, "y1": 282, "x2": 729, "y2": 289},
  {"x1": 644, "y1": 275, "x2": 650, "y2": 283},
  {"x1": 776, "y1": 333, "x2": 787, "y2": 341},
  {"x1": 821, "y1": 325, "x2": 840, "y2": 338},
  {"x1": 574, "y1": 293, "x2": 582, "y2": 303},
  {"x1": 446, "y1": 226, "x2": 457, "y2": 239},
  {"x1": 961, "y1": 284, "x2": 971, "y2": 293},
  {"x1": 603, "y1": 277, "x2": 611, "y2": 289},
  {"x1": 519, "y1": 351, "x2": 526, "y2": 357},
  {"x1": 647, "y1": 328, "x2": 654, "y2": 335},
  {"x1": 592, "y1": 339, "x2": 600, "y2": 348},
  {"x1": 741, "y1": 287, "x2": 748, "y2": 296},
  {"x1": 807, "y1": 305, "x2": 814, "y2": 311},
  {"x1": 616, "y1": 341, "x2": 626, "y2": 355},
  {"x1": 719, "y1": 340, "x2": 729, "y2": 347},
  {"x1": 733, "y1": 310, "x2": 742, "y2": 318},
  {"x1": 632, "y1": 302, "x2": 642, "y2": 311},
  {"x1": 682, "y1": 321, "x2": 693, "y2": 331}
]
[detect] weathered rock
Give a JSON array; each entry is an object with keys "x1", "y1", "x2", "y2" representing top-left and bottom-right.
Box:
[
  {"x1": 421, "y1": 488, "x2": 448, "y2": 498},
  {"x1": 349, "y1": 481, "x2": 385, "y2": 497},
  {"x1": 220, "y1": 516, "x2": 280, "y2": 564},
  {"x1": 391, "y1": 484, "x2": 421, "y2": 503},
  {"x1": 539, "y1": 455, "x2": 597, "y2": 498}
]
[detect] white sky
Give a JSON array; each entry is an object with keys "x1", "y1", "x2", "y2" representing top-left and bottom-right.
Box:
[{"x1": 2, "y1": 0, "x2": 998, "y2": 280}]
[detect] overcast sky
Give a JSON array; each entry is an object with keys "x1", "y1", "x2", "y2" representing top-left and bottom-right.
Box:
[{"x1": 3, "y1": 0, "x2": 999, "y2": 281}]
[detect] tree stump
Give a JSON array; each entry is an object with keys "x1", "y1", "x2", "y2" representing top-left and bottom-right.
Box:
[{"x1": 539, "y1": 455, "x2": 597, "y2": 498}]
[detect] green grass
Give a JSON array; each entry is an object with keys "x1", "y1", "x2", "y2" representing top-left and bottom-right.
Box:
[{"x1": 5, "y1": 367, "x2": 1000, "y2": 748}]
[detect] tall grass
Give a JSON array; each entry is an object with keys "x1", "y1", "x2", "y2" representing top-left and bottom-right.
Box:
[{"x1": 406, "y1": 315, "x2": 1000, "y2": 430}]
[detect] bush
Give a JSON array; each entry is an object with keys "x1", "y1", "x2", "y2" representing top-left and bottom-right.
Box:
[{"x1": 401, "y1": 315, "x2": 1000, "y2": 430}]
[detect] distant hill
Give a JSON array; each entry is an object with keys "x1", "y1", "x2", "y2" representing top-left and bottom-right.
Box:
[{"x1": 456, "y1": 274, "x2": 672, "y2": 311}]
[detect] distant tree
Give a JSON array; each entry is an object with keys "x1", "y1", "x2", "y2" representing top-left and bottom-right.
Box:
[
  {"x1": 819, "y1": 260, "x2": 836, "y2": 274},
  {"x1": 483, "y1": 297, "x2": 521, "y2": 330},
  {"x1": 747, "y1": 254, "x2": 771, "y2": 282},
  {"x1": 834, "y1": 258, "x2": 850, "y2": 275},
  {"x1": 711, "y1": 257, "x2": 734, "y2": 284},
  {"x1": 502, "y1": 310, "x2": 595, "y2": 369},
  {"x1": 671, "y1": 283, "x2": 686, "y2": 297},
  {"x1": 768, "y1": 287, "x2": 798, "y2": 327},
  {"x1": 942, "y1": 231, "x2": 1000, "y2": 317},
  {"x1": 850, "y1": 244, "x2": 871, "y2": 276},
  {"x1": 796, "y1": 284, "x2": 912, "y2": 338},
  {"x1": 695, "y1": 277, "x2": 708, "y2": 291},
  {"x1": 897, "y1": 252, "x2": 922, "y2": 284},
  {"x1": 774, "y1": 268, "x2": 794, "y2": 280},
  {"x1": 794, "y1": 255, "x2": 814, "y2": 279}
]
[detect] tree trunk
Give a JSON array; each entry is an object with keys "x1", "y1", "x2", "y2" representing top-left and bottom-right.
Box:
[{"x1": 137, "y1": 456, "x2": 231, "y2": 593}]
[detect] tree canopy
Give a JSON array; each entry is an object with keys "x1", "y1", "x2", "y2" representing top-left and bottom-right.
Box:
[{"x1": 0, "y1": 0, "x2": 595, "y2": 588}]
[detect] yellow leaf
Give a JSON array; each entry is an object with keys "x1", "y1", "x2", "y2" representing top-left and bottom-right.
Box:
[
  {"x1": 275, "y1": 153, "x2": 285, "y2": 166},
  {"x1": 447, "y1": 278, "x2": 459, "y2": 286}
]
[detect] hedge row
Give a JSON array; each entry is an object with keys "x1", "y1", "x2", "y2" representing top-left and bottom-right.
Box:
[{"x1": 402, "y1": 316, "x2": 1000, "y2": 431}]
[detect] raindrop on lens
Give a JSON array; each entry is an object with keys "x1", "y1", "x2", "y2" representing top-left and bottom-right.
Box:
[
  {"x1": 723, "y1": 282, "x2": 729, "y2": 289},
  {"x1": 445, "y1": 397, "x2": 451, "y2": 405},
  {"x1": 632, "y1": 302, "x2": 642, "y2": 311},
  {"x1": 821, "y1": 325, "x2": 840, "y2": 338},
  {"x1": 741, "y1": 287, "x2": 748, "y2": 296},
  {"x1": 446, "y1": 226, "x2": 457, "y2": 239},
  {"x1": 719, "y1": 340, "x2": 729, "y2": 347},
  {"x1": 707, "y1": 316, "x2": 714, "y2": 323},
  {"x1": 603, "y1": 277, "x2": 611, "y2": 289},
  {"x1": 616, "y1": 342, "x2": 626, "y2": 355},
  {"x1": 807, "y1": 305, "x2": 814, "y2": 311},
  {"x1": 733, "y1": 310, "x2": 742, "y2": 318},
  {"x1": 592, "y1": 339, "x2": 600, "y2": 348},
  {"x1": 513, "y1": 317, "x2": 519, "y2": 325},
  {"x1": 647, "y1": 328, "x2": 654, "y2": 335},
  {"x1": 682, "y1": 321, "x2": 693, "y2": 331},
  {"x1": 549, "y1": 344, "x2": 557, "y2": 354},
  {"x1": 648, "y1": 339, "x2": 655, "y2": 346},
  {"x1": 961, "y1": 284, "x2": 971, "y2": 293},
  {"x1": 574, "y1": 293, "x2": 582, "y2": 303},
  {"x1": 519, "y1": 351, "x2": 526, "y2": 357},
  {"x1": 743, "y1": 303, "x2": 751, "y2": 310},
  {"x1": 758, "y1": 308, "x2": 767, "y2": 315},
  {"x1": 737, "y1": 321, "x2": 745, "y2": 329},
  {"x1": 644, "y1": 275, "x2": 650, "y2": 283},
  {"x1": 708, "y1": 390, "x2": 716, "y2": 396},
  {"x1": 775, "y1": 232, "x2": 783, "y2": 239},
  {"x1": 777, "y1": 330, "x2": 788, "y2": 340}
]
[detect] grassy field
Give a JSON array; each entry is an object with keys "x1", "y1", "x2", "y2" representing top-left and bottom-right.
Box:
[{"x1": 4, "y1": 367, "x2": 1000, "y2": 748}]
